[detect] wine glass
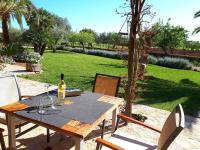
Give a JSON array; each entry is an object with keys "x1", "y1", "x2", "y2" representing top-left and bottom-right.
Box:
[
  {"x1": 38, "y1": 96, "x2": 46, "y2": 114},
  {"x1": 45, "y1": 83, "x2": 56, "y2": 109}
]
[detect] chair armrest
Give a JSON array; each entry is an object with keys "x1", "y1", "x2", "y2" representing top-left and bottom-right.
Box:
[
  {"x1": 21, "y1": 95, "x2": 32, "y2": 99},
  {"x1": 118, "y1": 113, "x2": 161, "y2": 133},
  {"x1": 96, "y1": 138, "x2": 125, "y2": 150}
]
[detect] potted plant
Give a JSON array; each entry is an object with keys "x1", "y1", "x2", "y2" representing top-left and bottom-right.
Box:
[{"x1": 25, "y1": 52, "x2": 42, "y2": 72}]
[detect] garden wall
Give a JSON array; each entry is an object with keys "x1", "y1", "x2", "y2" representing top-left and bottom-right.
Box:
[
  {"x1": 147, "y1": 48, "x2": 200, "y2": 59},
  {"x1": 56, "y1": 46, "x2": 200, "y2": 60}
]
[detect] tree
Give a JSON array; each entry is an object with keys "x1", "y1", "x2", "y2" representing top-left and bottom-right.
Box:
[
  {"x1": 118, "y1": 0, "x2": 154, "y2": 117},
  {"x1": 77, "y1": 32, "x2": 95, "y2": 50},
  {"x1": 96, "y1": 32, "x2": 107, "y2": 44},
  {"x1": 50, "y1": 14, "x2": 71, "y2": 52},
  {"x1": 9, "y1": 27, "x2": 24, "y2": 43},
  {"x1": 80, "y1": 28, "x2": 97, "y2": 38},
  {"x1": 68, "y1": 32, "x2": 78, "y2": 47},
  {"x1": 186, "y1": 41, "x2": 200, "y2": 50},
  {"x1": 152, "y1": 21, "x2": 188, "y2": 50},
  {"x1": 193, "y1": 10, "x2": 200, "y2": 34},
  {"x1": 80, "y1": 28, "x2": 97, "y2": 47},
  {"x1": 106, "y1": 32, "x2": 121, "y2": 48},
  {"x1": 0, "y1": 0, "x2": 33, "y2": 46},
  {"x1": 23, "y1": 8, "x2": 54, "y2": 55}
]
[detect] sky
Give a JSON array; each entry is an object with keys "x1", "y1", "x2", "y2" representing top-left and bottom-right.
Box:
[{"x1": 12, "y1": 0, "x2": 200, "y2": 41}]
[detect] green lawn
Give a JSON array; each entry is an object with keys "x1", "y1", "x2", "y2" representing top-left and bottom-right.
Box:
[
  {"x1": 137, "y1": 65, "x2": 200, "y2": 115},
  {"x1": 21, "y1": 51, "x2": 127, "y2": 90},
  {"x1": 21, "y1": 51, "x2": 200, "y2": 115}
]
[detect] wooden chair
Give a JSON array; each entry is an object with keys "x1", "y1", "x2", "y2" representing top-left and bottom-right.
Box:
[
  {"x1": 0, "y1": 74, "x2": 39, "y2": 138},
  {"x1": 93, "y1": 73, "x2": 121, "y2": 97},
  {"x1": 0, "y1": 128, "x2": 6, "y2": 150},
  {"x1": 93, "y1": 73, "x2": 121, "y2": 139},
  {"x1": 96, "y1": 104, "x2": 185, "y2": 150}
]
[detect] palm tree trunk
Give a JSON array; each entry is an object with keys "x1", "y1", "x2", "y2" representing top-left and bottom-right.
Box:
[{"x1": 2, "y1": 14, "x2": 10, "y2": 46}]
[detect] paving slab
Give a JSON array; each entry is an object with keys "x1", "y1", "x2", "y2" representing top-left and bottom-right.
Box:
[{"x1": 0, "y1": 64, "x2": 35, "y2": 75}]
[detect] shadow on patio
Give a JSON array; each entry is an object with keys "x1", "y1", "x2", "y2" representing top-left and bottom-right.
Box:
[{"x1": 137, "y1": 76, "x2": 200, "y2": 129}]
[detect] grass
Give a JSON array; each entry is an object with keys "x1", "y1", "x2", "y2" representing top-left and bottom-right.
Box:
[
  {"x1": 21, "y1": 51, "x2": 200, "y2": 115},
  {"x1": 21, "y1": 50, "x2": 127, "y2": 90},
  {"x1": 137, "y1": 64, "x2": 200, "y2": 115}
]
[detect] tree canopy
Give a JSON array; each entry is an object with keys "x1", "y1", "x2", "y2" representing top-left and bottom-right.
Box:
[
  {"x1": 23, "y1": 8, "x2": 55, "y2": 55},
  {"x1": 193, "y1": 10, "x2": 200, "y2": 34},
  {"x1": 68, "y1": 31, "x2": 95, "y2": 50},
  {"x1": 152, "y1": 21, "x2": 188, "y2": 49},
  {"x1": 0, "y1": 0, "x2": 34, "y2": 46},
  {"x1": 50, "y1": 14, "x2": 71, "y2": 50}
]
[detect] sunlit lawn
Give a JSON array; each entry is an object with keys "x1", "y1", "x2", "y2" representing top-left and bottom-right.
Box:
[
  {"x1": 21, "y1": 50, "x2": 127, "y2": 90},
  {"x1": 21, "y1": 50, "x2": 200, "y2": 115},
  {"x1": 137, "y1": 65, "x2": 200, "y2": 115}
]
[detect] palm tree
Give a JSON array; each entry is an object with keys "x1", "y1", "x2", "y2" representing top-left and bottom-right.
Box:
[
  {"x1": 0, "y1": 0, "x2": 34, "y2": 46},
  {"x1": 193, "y1": 10, "x2": 200, "y2": 34}
]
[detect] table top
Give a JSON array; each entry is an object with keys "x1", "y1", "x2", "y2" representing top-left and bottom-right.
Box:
[{"x1": 0, "y1": 91, "x2": 123, "y2": 138}]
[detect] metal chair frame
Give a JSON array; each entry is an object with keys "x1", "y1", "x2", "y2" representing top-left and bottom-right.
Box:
[
  {"x1": 96, "y1": 104, "x2": 185, "y2": 150},
  {"x1": 0, "y1": 74, "x2": 39, "y2": 138}
]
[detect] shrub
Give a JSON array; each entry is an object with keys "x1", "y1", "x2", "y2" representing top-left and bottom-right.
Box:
[
  {"x1": 0, "y1": 43, "x2": 24, "y2": 57},
  {"x1": 191, "y1": 60, "x2": 200, "y2": 67},
  {"x1": 25, "y1": 52, "x2": 42, "y2": 64},
  {"x1": 147, "y1": 55, "x2": 192, "y2": 70},
  {"x1": 56, "y1": 46, "x2": 126, "y2": 59},
  {"x1": 147, "y1": 55, "x2": 158, "y2": 64},
  {"x1": 162, "y1": 57, "x2": 192, "y2": 69},
  {"x1": 13, "y1": 51, "x2": 27, "y2": 62},
  {"x1": 0, "y1": 43, "x2": 25, "y2": 64}
]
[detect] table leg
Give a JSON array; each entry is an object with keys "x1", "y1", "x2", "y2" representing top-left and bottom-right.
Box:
[
  {"x1": 7, "y1": 113, "x2": 16, "y2": 150},
  {"x1": 74, "y1": 137, "x2": 84, "y2": 150},
  {"x1": 112, "y1": 108, "x2": 117, "y2": 133}
]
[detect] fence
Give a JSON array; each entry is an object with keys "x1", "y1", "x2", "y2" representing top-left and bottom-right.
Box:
[{"x1": 147, "y1": 48, "x2": 200, "y2": 59}]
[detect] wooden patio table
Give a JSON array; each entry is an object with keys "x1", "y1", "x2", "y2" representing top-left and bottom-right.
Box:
[{"x1": 0, "y1": 91, "x2": 123, "y2": 150}]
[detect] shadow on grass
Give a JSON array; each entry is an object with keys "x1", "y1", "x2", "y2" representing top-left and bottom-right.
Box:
[
  {"x1": 137, "y1": 76, "x2": 200, "y2": 128},
  {"x1": 99, "y1": 63, "x2": 125, "y2": 69},
  {"x1": 46, "y1": 50, "x2": 79, "y2": 55},
  {"x1": 76, "y1": 75, "x2": 95, "y2": 90},
  {"x1": 137, "y1": 76, "x2": 200, "y2": 115}
]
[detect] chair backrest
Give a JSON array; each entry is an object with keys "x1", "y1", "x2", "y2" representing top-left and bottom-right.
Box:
[
  {"x1": 157, "y1": 104, "x2": 185, "y2": 150},
  {"x1": 92, "y1": 73, "x2": 121, "y2": 97},
  {"x1": 0, "y1": 74, "x2": 21, "y2": 107}
]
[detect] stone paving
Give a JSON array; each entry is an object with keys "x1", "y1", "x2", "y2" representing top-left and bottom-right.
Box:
[
  {"x1": 0, "y1": 64, "x2": 199, "y2": 150},
  {"x1": 0, "y1": 64, "x2": 35, "y2": 75}
]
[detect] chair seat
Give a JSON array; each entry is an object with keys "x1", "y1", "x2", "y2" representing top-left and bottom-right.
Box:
[
  {"x1": 102, "y1": 130, "x2": 157, "y2": 150},
  {"x1": 0, "y1": 112, "x2": 26, "y2": 126}
]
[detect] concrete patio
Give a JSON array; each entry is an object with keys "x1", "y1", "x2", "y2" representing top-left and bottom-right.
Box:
[{"x1": 0, "y1": 64, "x2": 199, "y2": 149}]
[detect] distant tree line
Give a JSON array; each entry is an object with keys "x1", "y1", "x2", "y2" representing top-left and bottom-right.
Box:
[
  {"x1": 151, "y1": 20, "x2": 200, "y2": 50},
  {"x1": 67, "y1": 29, "x2": 128, "y2": 50},
  {"x1": 1, "y1": 0, "x2": 200, "y2": 58}
]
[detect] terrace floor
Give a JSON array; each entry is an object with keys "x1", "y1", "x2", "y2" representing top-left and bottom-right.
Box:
[{"x1": 0, "y1": 64, "x2": 199, "y2": 149}]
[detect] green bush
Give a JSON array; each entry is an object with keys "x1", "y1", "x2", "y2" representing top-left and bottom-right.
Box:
[
  {"x1": 0, "y1": 43, "x2": 24, "y2": 57},
  {"x1": 191, "y1": 60, "x2": 200, "y2": 67},
  {"x1": 147, "y1": 55, "x2": 158, "y2": 64},
  {"x1": 147, "y1": 55, "x2": 192, "y2": 70},
  {"x1": 25, "y1": 52, "x2": 42, "y2": 64}
]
